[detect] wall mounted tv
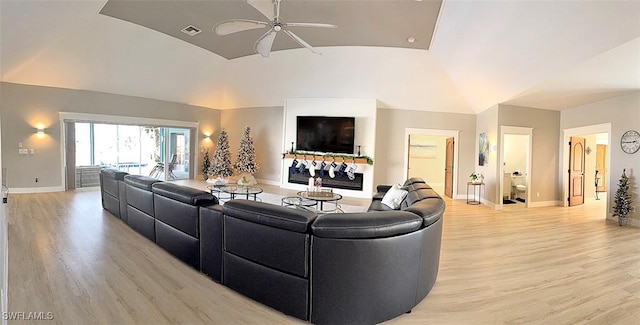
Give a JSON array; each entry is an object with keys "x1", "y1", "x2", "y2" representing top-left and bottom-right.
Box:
[{"x1": 296, "y1": 116, "x2": 355, "y2": 154}]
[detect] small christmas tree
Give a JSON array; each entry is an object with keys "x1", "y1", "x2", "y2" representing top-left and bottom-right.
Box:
[
  {"x1": 201, "y1": 149, "x2": 211, "y2": 180},
  {"x1": 234, "y1": 126, "x2": 259, "y2": 175},
  {"x1": 208, "y1": 130, "x2": 234, "y2": 178},
  {"x1": 613, "y1": 169, "x2": 633, "y2": 226}
]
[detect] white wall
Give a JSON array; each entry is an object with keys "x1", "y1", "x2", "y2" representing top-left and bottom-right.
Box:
[{"x1": 281, "y1": 98, "x2": 377, "y2": 198}]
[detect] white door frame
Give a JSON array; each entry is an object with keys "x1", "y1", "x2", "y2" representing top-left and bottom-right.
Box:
[
  {"x1": 561, "y1": 123, "x2": 611, "y2": 211},
  {"x1": 499, "y1": 126, "x2": 533, "y2": 209},
  {"x1": 404, "y1": 128, "x2": 460, "y2": 198}
]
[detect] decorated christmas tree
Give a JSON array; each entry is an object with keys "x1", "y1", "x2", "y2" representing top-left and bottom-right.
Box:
[
  {"x1": 234, "y1": 126, "x2": 259, "y2": 175},
  {"x1": 201, "y1": 149, "x2": 211, "y2": 180},
  {"x1": 613, "y1": 169, "x2": 633, "y2": 226},
  {"x1": 208, "y1": 130, "x2": 234, "y2": 178}
]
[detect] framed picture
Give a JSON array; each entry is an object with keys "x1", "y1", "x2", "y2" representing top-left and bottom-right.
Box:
[{"x1": 479, "y1": 132, "x2": 489, "y2": 166}]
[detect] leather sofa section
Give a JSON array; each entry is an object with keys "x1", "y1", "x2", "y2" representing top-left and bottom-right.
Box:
[
  {"x1": 124, "y1": 175, "x2": 160, "y2": 242},
  {"x1": 124, "y1": 175, "x2": 159, "y2": 217},
  {"x1": 200, "y1": 204, "x2": 224, "y2": 282},
  {"x1": 310, "y1": 230, "x2": 423, "y2": 325},
  {"x1": 224, "y1": 253, "x2": 309, "y2": 320},
  {"x1": 223, "y1": 200, "x2": 316, "y2": 233},
  {"x1": 415, "y1": 217, "x2": 443, "y2": 304},
  {"x1": 118, "y1": 181, "x2": 128, "y2": 223},
  {"x1": 405, "y1": 198, "x2": 445, "y2": 227},
  {"x1": 224, "y1": 215, "x2": 310, "y2": 278},
  {"x1": 151, "y1": 182, "x2": 217, "y2": 206},
  {"x1": 155, "y1": 219, "x2": 200, "y2": 269},
  {"x1": 404, "y1": 188, "x2": 441, "y2": 206},
  {"x1": 153, "y1": 194, "x2": 200, "y2": 238},
  {"x1": 311, "y1": 211, "x2": 422, "y2": 239},
  {"x1": 100, "y1": 168, "x2": 128, "y2": 219},
  {"x1": 403, "y1": 177, "x2": 426, "y2": 186},
  {"x1": 127, "y1": 205, "x2": 156, "y2": 242}
]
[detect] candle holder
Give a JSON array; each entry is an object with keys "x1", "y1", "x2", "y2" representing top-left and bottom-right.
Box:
[
  {"x1": 290, "y1": 142, "x2": 295, "y2": 154},
  {"x1": 357, "y1": 145, "x2": 361, "y2": 157}
]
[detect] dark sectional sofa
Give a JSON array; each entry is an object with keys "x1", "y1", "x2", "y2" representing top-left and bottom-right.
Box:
[{"x1": 99, "y1": 169, "x2": 444, "y2": 324}]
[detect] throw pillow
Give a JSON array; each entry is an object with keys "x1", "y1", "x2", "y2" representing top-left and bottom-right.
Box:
[{"x1": 381, "y1": 183, "x2": 409, "y2": 209}]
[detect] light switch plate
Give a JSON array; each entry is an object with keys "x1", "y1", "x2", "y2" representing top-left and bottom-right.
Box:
[{"x1": 18, "y1": 149, "x2": 28, "y2": 155}]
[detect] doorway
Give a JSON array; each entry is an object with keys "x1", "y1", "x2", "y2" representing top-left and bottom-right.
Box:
[
  {"x1": 499, "y1": 126, "x2": 532, "y2": 209},
  {"x1": 561, "y1": 124, "x2": 610, "y2": 218},
  {"x1": 404, "y1": 128, "x2": 459, "y2": 198}
]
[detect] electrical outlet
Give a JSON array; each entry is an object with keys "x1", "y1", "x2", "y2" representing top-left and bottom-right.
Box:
[
  {"x1": 633, "y1": 206, "x2": 637, "y2": 213},
  {"x1": 536, "y1": 192, "x2": 540, "y2": 198},
  {"x1": 18, "y1": 148, "x2": 28, "y2": 155}
]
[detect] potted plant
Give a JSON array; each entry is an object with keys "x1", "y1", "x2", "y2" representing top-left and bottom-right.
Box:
[
  {"x1": 470, "y1": 171, "x2": 483, "y2": 184},
  {"x1": 613, "y1": 169, "x2": 633, "y2": 226}
]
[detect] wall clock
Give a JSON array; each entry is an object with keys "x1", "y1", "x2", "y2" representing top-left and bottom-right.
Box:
[{"x1": 621, "y1": 129, "x2": 640, "y2": 154}]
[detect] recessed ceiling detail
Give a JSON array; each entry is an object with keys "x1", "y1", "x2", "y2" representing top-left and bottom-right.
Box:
[{"x1": 99, "y1": 0, "x2": 442, "y2": 60}]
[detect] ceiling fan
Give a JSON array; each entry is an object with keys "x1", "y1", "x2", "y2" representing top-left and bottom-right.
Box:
[{"x1": 213, "y1": 0, "x2": 337, "y2": 57}]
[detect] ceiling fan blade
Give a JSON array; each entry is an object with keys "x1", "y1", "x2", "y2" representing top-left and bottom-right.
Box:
[
  {"x1": 283, "y1": 29, "x2": 321, "y2": 55},
  {"x1": 255, "y1": 29, "x2": 277, "y2": 57},
  {"x1": 214, "y1": 19, "x2": 269, "y2": 36},
  {"x1": 247, "y1": 0, "x2": 276, "y2": 20},
  {"x1": 284, "y1": 23, "x2": 337, "y2": 29}
]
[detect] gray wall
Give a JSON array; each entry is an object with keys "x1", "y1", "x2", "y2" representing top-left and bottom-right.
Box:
[
  {"x1": 560, "y1": 92, "x2": 640, "y2": 222},
  {"x1": 220, "y1": 106, "x2": 284, "y2": 184},
  {"x1": 0, "y1": 82, "x2": 221, "y2": 190},
  {"x1": 374, "y1": 108, "x2": 477, "y2": 197}
]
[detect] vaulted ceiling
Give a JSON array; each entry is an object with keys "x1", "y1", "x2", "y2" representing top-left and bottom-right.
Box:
[{"x1": 1, "y1": 0, "x2": 639, "y2": 114}]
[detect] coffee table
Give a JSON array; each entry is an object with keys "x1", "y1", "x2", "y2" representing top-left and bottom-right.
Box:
[
  {"x1": 208, "y1": 185, "x2": 263, "y2": 201},
  {"x1": 281, "y1": 196, "x2": 318, "y2": 211},
  {"x1": 297, "y1": 191, "x2": 343, "y2": 213}
]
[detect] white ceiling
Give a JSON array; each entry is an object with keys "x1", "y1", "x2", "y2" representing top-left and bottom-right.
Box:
[{"x1": 1, "y1": 0, "x2": 639, "y2": 115}]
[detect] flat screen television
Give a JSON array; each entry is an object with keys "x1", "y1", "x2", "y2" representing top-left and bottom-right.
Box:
[{"x1": 296, "y1": 116, "x2": 355, "y2": 154}]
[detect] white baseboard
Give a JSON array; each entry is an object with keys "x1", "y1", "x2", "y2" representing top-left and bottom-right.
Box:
[{"x1": 8, "y1": 186, "x2": 65, "y2": 194}]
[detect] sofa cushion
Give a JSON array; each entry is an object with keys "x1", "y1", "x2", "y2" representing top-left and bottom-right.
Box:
[
  {"x1": 402, "y1": 177, "x2": 426, "y2": 187},
  {"x1": 381, "y1": 183, "x2": 408, "y2": 209},
  {"x1": 404, "y1": 188, "x2": 441, "y2": 206},
  {"x1": 223, "y1": 200, "x2": 317, "y2": 233},
  {"x1": 124, "y1": 174, "x2": 161, "y2": 191},
  {"x1": 311, "y1": 211, "x2": 422, "y2": 239},
  {"x1": 404, "y1": 198, "x2": 445, "y2": 227},
  {"x1": 152, "y1": 182, "x2": 217, "y2": 206}
]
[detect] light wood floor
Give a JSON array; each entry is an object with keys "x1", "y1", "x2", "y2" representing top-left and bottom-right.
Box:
[{"x1": 6, "y1": 186, "x2": 640, "y2": 324}]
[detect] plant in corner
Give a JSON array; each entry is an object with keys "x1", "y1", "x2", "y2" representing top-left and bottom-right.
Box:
[
  {"x1": 613, "y1": 169, "x2": 633, "y2": 226},
  {"x1": 208, "y1": 130, "x2": 234, "y2": 181},
  {"x1": 234, "y1": 126, "x2": 259, "y2": 185}
]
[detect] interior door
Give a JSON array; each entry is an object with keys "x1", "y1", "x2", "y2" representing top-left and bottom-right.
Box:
[
  {"x1": 569, "y1": 136, "x2": 585, "y2": 206},
  {"x1": 444, "y1": 137, "x2": 454, "y2": 198},
  {"x1": 596, "y1": 144, "x2": 607, "y2": 192}
]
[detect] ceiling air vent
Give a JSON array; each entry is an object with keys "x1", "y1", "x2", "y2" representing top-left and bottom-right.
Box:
[{"x1": 181, "y1": 25, "x2": 202, "y2": 36}]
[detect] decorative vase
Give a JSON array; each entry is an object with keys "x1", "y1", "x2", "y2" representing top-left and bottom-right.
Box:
[{"x1": 619, "y1": 217, "x2": 628, "y2": 226}]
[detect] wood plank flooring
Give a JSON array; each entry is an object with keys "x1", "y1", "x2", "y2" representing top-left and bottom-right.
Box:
[{"x1": 6, "y1": 186, "x2": 640, "y2": 324}]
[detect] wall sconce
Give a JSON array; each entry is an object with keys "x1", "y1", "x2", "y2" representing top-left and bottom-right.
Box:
[
  {"x1": 36, "y1": 125, "x2": 45, "y2": 137},
  {"x1": 585, "y1": 146, "x2": 592, "y2": 155},
  {"x1": 204, "y1": 134, "x2": 211, "y2": 141}
]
